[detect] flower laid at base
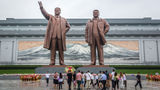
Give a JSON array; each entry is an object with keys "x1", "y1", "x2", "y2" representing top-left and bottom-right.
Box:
[
  {"x1": 146, "y1": 74, "x2": 160, "y2": 81},
  {"x1": 65, "y1": 66, "x2": 75, "y2": 73},
  {"x1": 20, "y1": 74, "x2": 41, "y2": 81}
]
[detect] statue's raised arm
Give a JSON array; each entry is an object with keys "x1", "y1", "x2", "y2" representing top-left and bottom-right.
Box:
[{"x1": 38, "y1": 1, "x2": 50, "y2": 20}]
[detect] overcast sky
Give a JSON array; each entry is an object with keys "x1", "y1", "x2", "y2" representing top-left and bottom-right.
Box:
[{"x1": 0, "y1": 0, "x2": 159, "y2": 20}]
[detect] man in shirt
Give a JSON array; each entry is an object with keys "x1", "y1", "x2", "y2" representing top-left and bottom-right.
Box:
[
  {"x1": 123, "y1": 72, "x2": 127, "y2": 88},
  {"x1": 105, "y1": 70, "x2": 110, "y2": 88},
  {"x1": 73, "y1": 71, "x2": 77, "y2": 89},
  {"x1": 45, "y1": 71, "x2": 50, "y2": 87},
  {"x1": 67, "y1": 70, "x2": 73, "y2": 90},
  {"x1": 90, "y1": 72, "x2": 95, "y2": 87},
  {"x1": 85, "y1": 9, "x2": 110, "y2": 65},
  {"x1": 135, "y1": 72, "x2": 142, "y2": 89},
  {"x1": 38, "y1": 1, "x2": 70, "y2": 65},
  {"x1": 101, "y1": 71, "x2": 107, "y2": 90},
  {"x1": 85, "y1": 71, "x2": 92, "y2": 89},
  {"x1": 76, "y1": 70, "x2": 82, "y2": 90},
  {"x1": 111, "y1": 69, "x2": 115, "y2": 89}
]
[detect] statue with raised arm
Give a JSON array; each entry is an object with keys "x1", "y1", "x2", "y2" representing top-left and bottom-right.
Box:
[
  {"x1": 38, "y1": 1, "x2": 70, "y2": 65},
  {"x1": 85, "y1": 10, "x2": 110, "y2": 65}
]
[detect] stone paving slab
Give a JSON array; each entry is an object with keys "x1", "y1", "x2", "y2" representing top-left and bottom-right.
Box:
[
  {"x1": 0, "y1": 80, "x2": 160, "y2": 90},
  {"x1": 0, "y1": 74, "x2": 146, "y2": 80}
]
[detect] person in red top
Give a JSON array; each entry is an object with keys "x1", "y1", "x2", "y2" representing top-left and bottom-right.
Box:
[{"x1": 76, "y1": 70, "x2": 82, "y2": 90}]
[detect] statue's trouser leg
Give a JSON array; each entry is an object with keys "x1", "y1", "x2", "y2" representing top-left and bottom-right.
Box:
[
  {"x1": 90, "y1": 38, "x2": 96, "y2": 65},
  {"x1": 57, "y1": 39, "x2": 64, "y2": 65},
  {"x1": 95, "y1": 38, "x2": 104, "y2": 65},
  {"x1": 50, "y1": 39, "x2": 57, "y2": 65}
]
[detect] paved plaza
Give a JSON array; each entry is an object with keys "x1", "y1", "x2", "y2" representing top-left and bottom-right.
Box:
[{"x1": 0, "y1": 79, "x2": 160, "y2": 90}]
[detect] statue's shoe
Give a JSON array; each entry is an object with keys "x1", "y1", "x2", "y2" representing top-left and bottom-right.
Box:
[
  {"x1": 49, "y1": 63, "x2": 55, "y2": 65},
  {"x1": 90, "y1": 63, "x2": 96, "y2": 65},
  {"x1": 99, "y1": 63, "x2": 104, "y2": 65},
  {"x1": 60, "y1": 63, "x2": 65, "y2": 65}
]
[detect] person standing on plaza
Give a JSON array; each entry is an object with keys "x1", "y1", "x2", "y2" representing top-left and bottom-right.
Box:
[
  {"x1": 90, "y1": 72, "x2": 95, "y2": 87},
  {"x1": 76, "y1": 70, "x2": 82, "y2": 90},
  {"x1": 119, "y1": 72, "x2": 124, "y2": 89},
  {"x1": 67, "y1": 70, "x2": 73, "y2": 90},
  {"x1": 135, "y1": 72, "x2": 142, "y2": 89},
  {"x1": 123, "y1": 72, "x2": 127, "y2": 88},
  {"x1": 100, "y1": 71, "x2": 107, "y2": 90},
  {"x1": 73, "y1": 71, "x2": 77, "y2": 89},
  {"x1": 85, "y1": 71, "x2": 92, "y2": 89},
  {"x1": 111, "y1": 69, "x2": 115, "y2": 90},
  {"x1": 45, "y1": 71, "x2": 50, "y2": 87},
  {"x1": 98, "y1": 71, "x2": 103, "y2": 88},
  {"x1": 105, "y1": 70, "x2": 110, "y2": 88},
  {"x1": 113, "y1": 72, "x2": 119, "y2": 90},
  {"x1": 53, "y1": 72, "x2": 59, "y2": 88},
  {"x1": 58, "y1": 73, "x2": 64, "y2": 89},
  {"x1": 94, "y1": 73, "x2": 99, "y2": 87},
  {"x1": 81, "y1": 72, "x2": 85, "y2": 89}
]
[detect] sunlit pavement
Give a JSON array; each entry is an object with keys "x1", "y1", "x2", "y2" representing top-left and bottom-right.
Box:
[{"x1": 0, "y1": 80, "x2": 160, "y2": 90}]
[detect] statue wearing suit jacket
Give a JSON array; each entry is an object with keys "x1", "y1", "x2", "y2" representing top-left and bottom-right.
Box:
[
  {"x1": 85, "y1": 10, "x2": 110, "y2": 65},
  {"x1": 38, "y1": 1, "x2": 70, "y2": 65}
]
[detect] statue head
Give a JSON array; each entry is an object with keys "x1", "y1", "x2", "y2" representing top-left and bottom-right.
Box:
[
  {"x1": 55, "y1": 7, "x2": 61, "y2": 16},
  {"x1": 93, "y1": 9, "x2": 99, "y2": 18}
]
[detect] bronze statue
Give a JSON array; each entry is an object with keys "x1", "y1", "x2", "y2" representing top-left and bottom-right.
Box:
[
  {"x1": 85, "y1": 10, "x2": 110, "y2": 65},
  {"x1": 38, "y1": 1, "x2": 70, "y2": 65}
]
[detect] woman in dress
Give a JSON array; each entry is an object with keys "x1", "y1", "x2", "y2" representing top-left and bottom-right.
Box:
[{"x1": 119, "y1": 72, "x2": 124, "y2": 89}]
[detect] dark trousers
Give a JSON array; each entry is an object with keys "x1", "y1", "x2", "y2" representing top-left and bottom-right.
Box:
[
  {"x1": 67, "y1": 80, "x2": 72, "y2": 90},
  {"x1": 84, "y1": 80, "x2": 86, "y2": 87},
  {"x1": 112, "y1": 80, "x2": 115, "y2": 88},
  {"x1": 46, "y1": 78, "x2": 49, "y2": 86},
  {"x1": 102, "y1": 80, "x2": 106, "y2": 90},
  {"x1": 135, "y1": 80, "x2": 142, "y2": 88},
  {"x1": 94, "y1": 79, "x2": 99, "y2": 87},
  {"x1": 59, "y1": 82, "x2": 63, "y2": 89},
  {"x1": 115, "y1": 80, "x2": 119, "y2": 89},
  {"x1": 90, "y1": 79, "x2": 94, "y2": 87},
  {"x1": 77, "y1": 80, "x2": 81, "y2": 90},
  {"x1": 124, "y1": 80, "x2": 127, "y2": 87},
  {"x1": 112, "y1": 80, "x2": 119, "y2": 89}
]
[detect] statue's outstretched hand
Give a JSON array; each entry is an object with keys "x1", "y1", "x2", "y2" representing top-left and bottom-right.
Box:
[{"x1": 38, "y1": 1, "x2": 43, "y2": 7}]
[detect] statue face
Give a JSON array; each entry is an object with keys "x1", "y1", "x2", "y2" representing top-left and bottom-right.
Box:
[
  {"x1": 93, "y1": 10, "x2": 99, "y2": 18},
  {"x1": 55, "y1": 7, "x2": 61, "y2": 15}
]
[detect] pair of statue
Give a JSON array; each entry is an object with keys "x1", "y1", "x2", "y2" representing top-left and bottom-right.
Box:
[{"x1": 38, "y1": 1, "x2": 110, "y2": 65}]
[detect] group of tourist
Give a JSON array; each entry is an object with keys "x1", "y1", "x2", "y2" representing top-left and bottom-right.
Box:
[
  {"x1": 45, "y1": 71, "x2": 64, "y2": 89},
  {"x1": 44, "y1": 69, "x2": 144, "y2": 90},
  {"x1": 110, "y1": 69, "x2": 127, "y2": 90}
]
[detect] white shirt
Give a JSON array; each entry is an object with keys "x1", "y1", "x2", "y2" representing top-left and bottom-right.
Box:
[
  {"x1": 90, "y1": 74, "x2": 94, "y2": 80},
  {"x1": 123, "y1": 74, "x2": 127, "y2": 80},
  {"x1": 111, "y1": 72, "x2": 115, "y2": 80},
  {"x1": 45, "y1": 73, "x2": 50, "y2": 78},
  {"x1": 58, "y1": 76, "x2": 63, "y2": 82},
  {"x1": 85, "y1": 73, "x2": 91, "y2": 80},
  {"x1": 95, "y1": 75, "x2": 98, "y2": 80},
  {"x1": 155, "y1": 72, "x2": 159, "y2": 75},
  {"x1": 101, "y1": 74, "x2": 107, "y2": 80},
  {"x1": 82, "y1": 74, "x2": 85, "y2": 79}
]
